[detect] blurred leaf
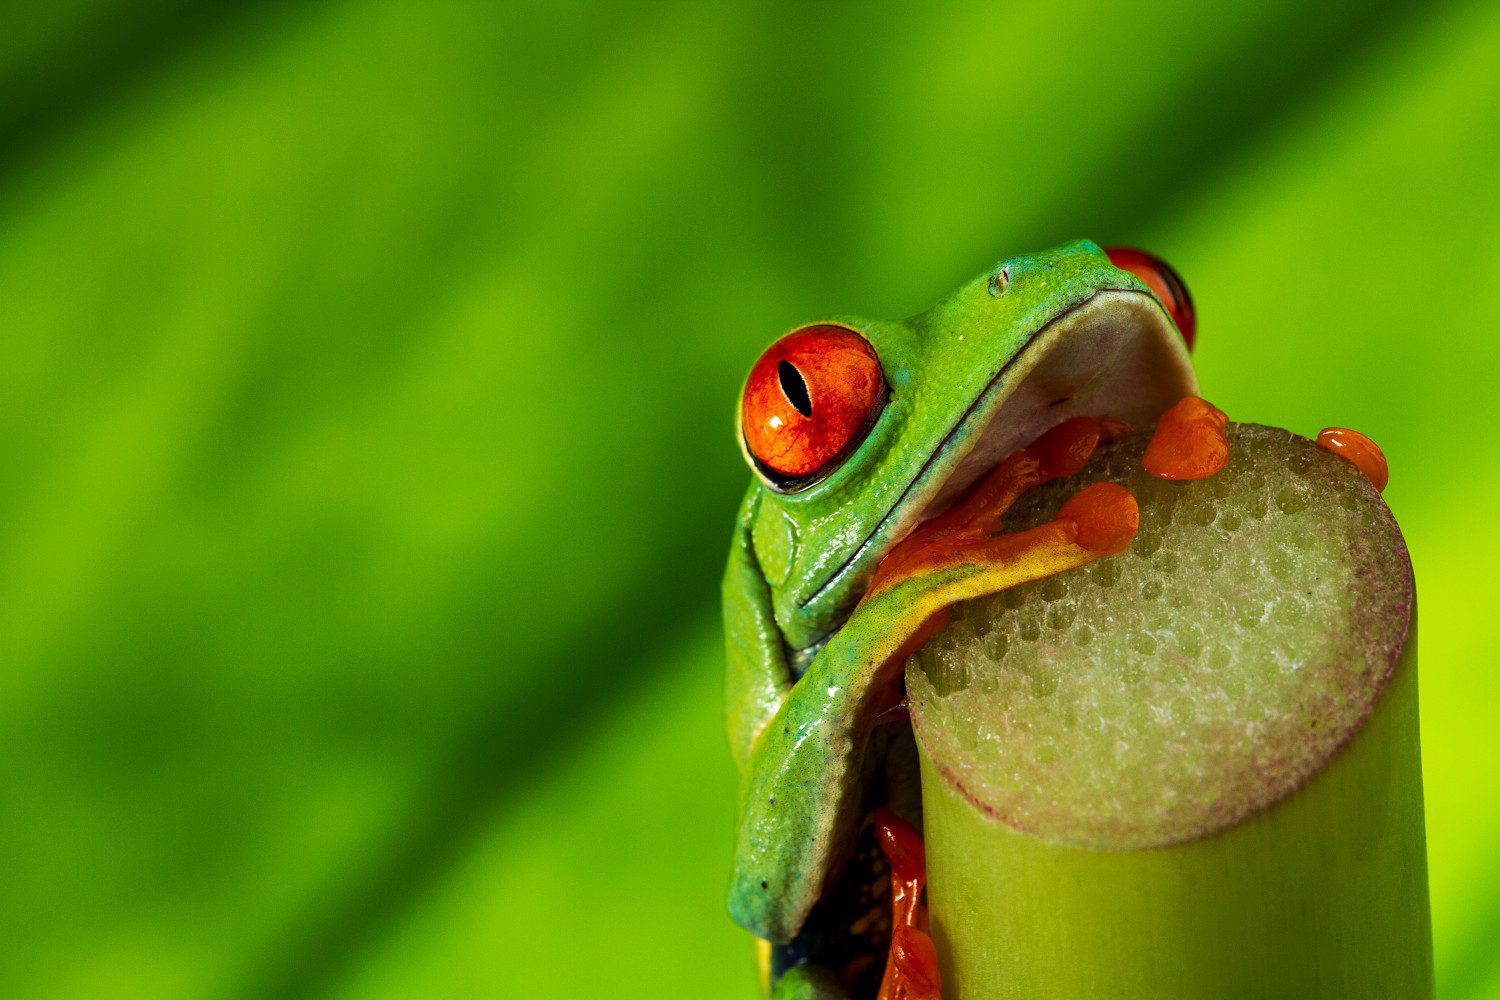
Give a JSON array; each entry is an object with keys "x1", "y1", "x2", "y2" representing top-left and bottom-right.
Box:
[{"x1": 330, "y1": 624, "x2": 761, "y2": 1000}]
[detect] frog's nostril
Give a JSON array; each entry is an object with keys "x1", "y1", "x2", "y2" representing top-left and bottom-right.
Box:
[{"x1": 988, "y1": 266, "x2": 1011, "y2": 297}]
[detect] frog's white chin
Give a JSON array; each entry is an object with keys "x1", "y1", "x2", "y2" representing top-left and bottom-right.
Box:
[{"x1": 916, "y1": 289, "x2": 1198, "y2": 525}]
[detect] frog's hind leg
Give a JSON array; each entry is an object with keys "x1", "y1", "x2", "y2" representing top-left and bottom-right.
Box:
[
  {"x1": 768, "y1": 723, "x2": 924, "y2": 998},
  {"x1": 772, "y1": 965, "x2": 853, "y2": 999}
]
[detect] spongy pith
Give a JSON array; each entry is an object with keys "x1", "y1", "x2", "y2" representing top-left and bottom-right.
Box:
[{"x1": 907, "y1": 423, "x2": 1413, "y2": 851}]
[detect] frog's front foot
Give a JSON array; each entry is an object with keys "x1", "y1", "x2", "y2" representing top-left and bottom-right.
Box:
[
  {"x1": 729, "y1": 417, "x2": 1140, "y2": 945},
  {"x1": 867, "y1": 415, "x2": 1135, "y2": 596}
]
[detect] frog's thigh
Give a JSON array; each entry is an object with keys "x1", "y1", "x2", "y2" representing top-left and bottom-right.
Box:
[{"x1": 771, "y1": 964, "x2": 853, "y2": 1000}]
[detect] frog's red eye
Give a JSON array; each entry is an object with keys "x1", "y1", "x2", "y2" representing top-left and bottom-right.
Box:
[
  {"x1": 741, "y1": 325, "x2": 885, "y2": 489},
  {"x1": 1105, "y1": 247, "x2": 1196, "y2": 352}
]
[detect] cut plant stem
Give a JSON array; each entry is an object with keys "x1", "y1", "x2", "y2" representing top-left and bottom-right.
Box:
[
  {"x1": 918, "y1": 636, "x2": 1429, "y2": 997},
  {"x1": 907, "y1": 424, "x2": 1430, "y2": 997}
]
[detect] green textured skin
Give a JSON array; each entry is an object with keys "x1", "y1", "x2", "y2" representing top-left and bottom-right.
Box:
[{"x1": 723, "y1": 241, "x2": 1196, "y2": 948}]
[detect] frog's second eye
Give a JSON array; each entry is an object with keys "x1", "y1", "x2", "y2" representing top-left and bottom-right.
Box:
[
  {"x1": 1105, "y1": 247, "x2": 1197, "y2": 352},
  {"x1": 741, "y1": 325, "x2": 885, "y2": 490}
]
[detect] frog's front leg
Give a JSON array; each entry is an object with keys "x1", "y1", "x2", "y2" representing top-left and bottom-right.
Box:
[
  {"x1": 724, "y1": 488, "x2": 795, "y2": 771},
  {"x1": 729, "y1": 468, "x2": 1138, "y2": 942}
]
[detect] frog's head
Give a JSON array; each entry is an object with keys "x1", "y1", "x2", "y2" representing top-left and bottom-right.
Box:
[{"x1": 737, "y1": 239, "x2": 1198, "y2": 656}]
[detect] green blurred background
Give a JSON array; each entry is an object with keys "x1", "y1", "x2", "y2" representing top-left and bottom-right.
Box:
[{"x1": 1, "y1": 1, "x2": 1496, "y2": 997}]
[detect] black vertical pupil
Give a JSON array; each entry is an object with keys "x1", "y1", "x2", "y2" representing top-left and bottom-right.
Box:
[{"x1": 778, "y1": 359, "x2": 813, "y2": 417}]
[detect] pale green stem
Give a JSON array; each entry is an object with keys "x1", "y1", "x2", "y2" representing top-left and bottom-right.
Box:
[{"x1": 919, "y1": 627, "x2": 1432, "y2": 998}]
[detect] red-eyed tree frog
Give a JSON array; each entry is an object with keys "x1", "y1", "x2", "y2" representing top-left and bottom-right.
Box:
[{"x1": 724, "y1": 240, "x2": 1199, "y2": 998}]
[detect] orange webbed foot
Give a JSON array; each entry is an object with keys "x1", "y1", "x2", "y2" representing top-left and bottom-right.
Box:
[
  {"x1": 1317, "y1": 427, "x2": 1388, "y2": 491},
  {"x1": 1142, "y1": 395, "x2": 1229, "y2": 480}
]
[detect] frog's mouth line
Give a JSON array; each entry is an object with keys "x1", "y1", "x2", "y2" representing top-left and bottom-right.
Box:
[{"x1": 795, "y1": 288, "x2": 1198, "y2": 616}]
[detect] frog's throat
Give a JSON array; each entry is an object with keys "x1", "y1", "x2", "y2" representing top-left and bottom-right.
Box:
[{"x1": 793, "y1": 289, "x2": 1196, "y2": 622}]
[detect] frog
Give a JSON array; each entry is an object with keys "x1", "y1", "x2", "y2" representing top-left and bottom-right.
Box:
[{"x1": 723, "y1": 239, "x2": 1200, "y2": 998}]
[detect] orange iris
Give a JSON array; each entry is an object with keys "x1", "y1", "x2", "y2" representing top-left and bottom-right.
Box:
[{"x1": 741, "y1": 325, "x2": 885, "y2": 483}]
